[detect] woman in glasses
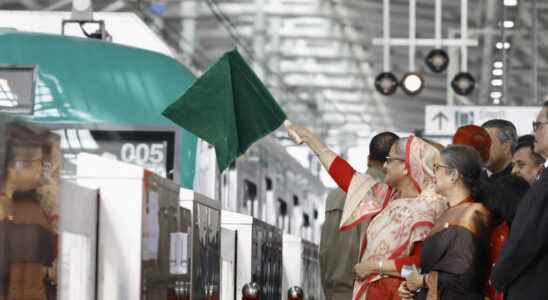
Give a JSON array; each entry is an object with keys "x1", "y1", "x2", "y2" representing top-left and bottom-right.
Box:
[
  {"x1": 287, "y1": 124, "x2": 447, "y2": 300},
  {"x1": 399, "y1": 145, "x2": 492, "y2": 300}
]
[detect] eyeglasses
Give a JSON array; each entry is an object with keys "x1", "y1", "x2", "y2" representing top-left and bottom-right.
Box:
[
  {"x1": 13, "y1": 159, "x2": 42, "y2": 169},
  {"x1": 433, "y1": 162, "x2": 451, "y2": 173},
  {"x1": 533, "y1": 121, "x2": 548, "y2": 132},
  {"x1": 385, "y1": 156, "x2": 405, "y2": 164}
]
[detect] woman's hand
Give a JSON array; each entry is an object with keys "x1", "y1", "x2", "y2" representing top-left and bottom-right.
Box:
[
  {"x1": 353, "y1": 261, "x2": 377, "y2": 280},
  {"x1": 405, "y1": 265, "x2": 425, "y2": 291},
  {"x1": 286, "y1": 123, "x2": 313, "y2": 145},
  {"x1": 398, "y1": 282, "x2": 416, "y2": 300}
]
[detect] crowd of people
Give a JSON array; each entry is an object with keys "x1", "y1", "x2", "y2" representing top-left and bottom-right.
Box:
[{"x1": 289, "y1": 102, "x2": 548, "y2": 300}]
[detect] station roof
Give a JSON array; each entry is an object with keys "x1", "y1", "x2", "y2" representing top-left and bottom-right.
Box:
[{"x1": 3, "y1": 0, "x2": 547, "y2": 151}]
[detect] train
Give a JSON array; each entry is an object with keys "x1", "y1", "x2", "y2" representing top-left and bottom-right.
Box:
[{"x1": 0, "y1": 13, "x2": 326, "y2": 300}]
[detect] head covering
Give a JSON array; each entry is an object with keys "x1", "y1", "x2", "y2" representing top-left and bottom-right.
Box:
[
  {"x1": 405, "y1": 136, "x2": 439, "y2": 193},
  {"x1": 340, "y1": 136, "x2": 441, "y2": 230},
  {"x1": 452, "y1": 125, "x2": 492, "y2": 162}
]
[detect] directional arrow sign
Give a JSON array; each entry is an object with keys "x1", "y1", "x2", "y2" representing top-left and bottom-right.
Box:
[{"x1": 432, "y1": 111, "x2": 449, "y2": 131}]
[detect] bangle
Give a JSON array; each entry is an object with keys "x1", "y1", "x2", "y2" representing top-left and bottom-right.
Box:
[{"x1": 379, "y1": 260, "x2": 384, "y2": 276}]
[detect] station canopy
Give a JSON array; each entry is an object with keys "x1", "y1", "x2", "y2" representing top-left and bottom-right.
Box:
[{"x1": 3, "y1": 0, "x2": 547, "y2": 152}]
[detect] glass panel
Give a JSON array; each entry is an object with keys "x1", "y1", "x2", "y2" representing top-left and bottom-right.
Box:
[
  {"x1": 141, "y1": 175, "x2": 183, "y2": 299},
  {"x1": 0, "y1": 121, "x2": 60, "y2": 299}
]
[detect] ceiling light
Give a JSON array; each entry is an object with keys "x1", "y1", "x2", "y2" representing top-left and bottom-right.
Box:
[
  {"x1": 491, "y1": 91, "x2": 503, "y2": 98},
  {"x1": 492, "y1": 69, "x2": 504, "y2": 76},
  {"x1": 491, "y1": 79, "x2": 504, "y2": 86},
  {"x1": 503, "y1": 20, "x2": 515, "y2": 28},
  {"x1": 374, "y1": 72, "x2": 399, "y2": 95},
  {"x1": 425, "y1": 49, "x2": 449, "y2": 73},
  {"x1": 493, "y1": 61, "x2": 503, "y2": 68},
  {"x1": 496, "y1": 42, "x2": 511, "y2": 50},
  {"x1": 503, "y1": 0, "x2": 517, "y2": 6},
  {"x1": 400, "y1": 72, "x2": 424, "y2": 96},
  {"x1": 451, "y1": 72, "x2": 476, "y2": 96}
]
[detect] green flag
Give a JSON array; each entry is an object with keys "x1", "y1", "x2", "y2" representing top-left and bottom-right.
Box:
[{"x1": 163, "y1": 49, "x2": 287, "y2": 172}]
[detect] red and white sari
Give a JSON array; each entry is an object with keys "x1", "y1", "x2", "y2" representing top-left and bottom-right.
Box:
[{"x1": 339, "y1": 136, "x2": 448, "y2": 300}]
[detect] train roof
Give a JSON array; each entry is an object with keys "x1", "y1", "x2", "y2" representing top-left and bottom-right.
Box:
[
  {"x1": 0, "y1": 31, "x2": 195, "y2": 126},
  {"x1": 0, "y1": 11, "x2": 176, "y2": 57}
]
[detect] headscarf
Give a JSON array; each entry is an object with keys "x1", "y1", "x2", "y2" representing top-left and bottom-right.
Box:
[
  {"x1": 340, "y1": 136, "x2": 441, "y2": 230},
  {"x1": 452, "y1": 125, "x2": 491, "y2": 163},
  {"x1": 339, "y1": 136, "x2": 448, "y2": 300}
]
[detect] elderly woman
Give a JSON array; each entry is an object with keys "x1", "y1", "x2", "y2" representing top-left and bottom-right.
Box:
[
  {"x1": 399, "y1": 145, "x2": 492, "y2": 300},
  {"x1": 287, "y1": 125, "x2": 447, "y2": 299}
]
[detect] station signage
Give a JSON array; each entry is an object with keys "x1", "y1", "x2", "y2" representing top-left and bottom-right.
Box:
[{"x1": 425, "y1": 105, "x2": 540, "y2": 136}]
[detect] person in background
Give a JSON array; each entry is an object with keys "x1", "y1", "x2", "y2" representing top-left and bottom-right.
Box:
[
  {"x1": 481, "y1": 120, "x2": 517, "y2": 179},
  {"x1": 452, "y1": 125, "x2": 491, "y2": 166},
  {"x1": 450, "y1": 124, "x2": 528, "y2": 300},
  {"x1": 399, "y1": 145, "x2": 491, "y2": 300},
  {"x1": 288, "y1": 123, "x2": 447, "y2": 300},
  {"x1": 320, "y1": 132, "x2": 399, "y2": 300},
  {"x1": 491, "y1": 101, "x2": 548, "y2": 299},
  {"x1": 511, "y1": 134, "x2": 545, "y2": 185}
]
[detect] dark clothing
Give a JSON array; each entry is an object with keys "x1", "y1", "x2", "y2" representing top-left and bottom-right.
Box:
[
  {"x1": 491, "y1": 167, "x2": 548, "y2": 299},
  {"x1": 487, "y1": 163, "x2": 513, "y2": 181},
  {"x1": 416, "y1": 202, "x2": 491, "y2": 300}
]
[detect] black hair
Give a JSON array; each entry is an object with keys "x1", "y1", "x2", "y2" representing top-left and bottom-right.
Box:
[
  {"x1": 514, "y1": 134, "x2": 546, "y2": 165},
  {"x1": 481, "y1": 119, "x2": 518, "y2": 150},
  {"x1": 369, "y1": 131, "x2": 399, "y2": 163},
  {"x1": 477, "y1": 174, "x2": 529, "y2": 226},
  {"x1": 441, "y1": 145, "x2": 483, "y2": 199}
]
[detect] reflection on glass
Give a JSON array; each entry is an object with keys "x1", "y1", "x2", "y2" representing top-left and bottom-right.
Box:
[
  {"x1": 252, "y1": 221, "x2": 282, "y2": 300},
  {"x1": 141, "y1": 175, "x2": 191, "y2": 299},
  {"x1": 0, "y1": 123, "x2": 60, "y2": 299}
]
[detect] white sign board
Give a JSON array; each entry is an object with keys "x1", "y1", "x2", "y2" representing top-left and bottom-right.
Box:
[{"x1": 425, "y1": 105, "x2": 540, "y2": 136}]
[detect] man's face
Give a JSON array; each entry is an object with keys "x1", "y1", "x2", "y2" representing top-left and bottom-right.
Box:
[
  {"x1": 534, "y1": 107, "x2": 548, "y2": 158},
  {"x1": 512, "y1": 147, "x2": 542, "y2": 185},
  {"x1": 485, "y1": 127, "x2": 511, "y2": 173}
]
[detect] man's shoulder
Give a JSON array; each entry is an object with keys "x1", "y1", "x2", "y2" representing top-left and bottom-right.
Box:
[{"x1": 325, "y1": 188, "x2": 347, "y2": 211}]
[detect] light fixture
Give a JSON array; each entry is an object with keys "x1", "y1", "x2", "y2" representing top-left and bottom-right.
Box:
[
  {"x1": 492, "y1": 69, "x2": 504, "y2": 76},
  {"x1": 503, "y1": 0, "x2": 518, "y2": 6},
  {"x1": 493, "y1": 61, "x2": 504, "y2": 68},
  {"x1": 425, "y1": 49, "x2": 449, "y2": 73},
  {"x1": 400, "y1": 72, "x2": 424, "y2": 96},
  {"x1": 451, "y1": 72, "x2": 476, "y2": 96},
  {"x1": 490, "y1": 91, "x2": 503, "y2": 98},
  {"x1": 374, "y1": 72, "x2": 399, "y2": 95},
  {"x1": 496, "y1": 42, "x2": 511, "y2": 50},
  {"x1": 491, "y1": 79, "x2": 504, "y2": 86},
  {"x1": 503, "y1": 20, "x2": 515, "y2": 28}
]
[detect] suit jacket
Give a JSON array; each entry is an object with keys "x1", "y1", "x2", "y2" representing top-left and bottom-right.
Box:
[
  {"x1": 491, "y1": 167, "x2": 548, "y2": 299},
  {"x1": 319, "y1": 166, "x2": 384, "y2": 299}
]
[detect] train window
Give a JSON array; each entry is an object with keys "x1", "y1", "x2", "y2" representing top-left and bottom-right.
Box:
[
  {"x1": 302, "y1": 213, "x2": 310, "y2": 227},
  {"x1": 243, "y1": 180, "x2": 257, "y2": 206},
  {"x1": 278, "y1": 199, "x2": 287, "y2": 216},
  {"x1": 293, "y1": 195, "x2": 299, "y2": 206},
  {"x1": 313, "y1": 209, "x2": 318, "y2": 220},
  {"x1": 0, "y1": 65, "x2": 36, "y2": 115},
  {"x1": 265, "y1": 177, "x2": 272, "y2": 191}
]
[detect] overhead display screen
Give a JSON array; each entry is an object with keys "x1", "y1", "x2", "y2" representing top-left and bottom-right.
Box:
[
  {"x1": 54, "y1": 129, "x2": 175, "y2": 179},
  {"x1": 0, "y1": 65, "x2": 36, "y2": 115}
]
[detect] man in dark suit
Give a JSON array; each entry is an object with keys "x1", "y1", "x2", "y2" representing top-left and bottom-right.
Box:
[{"x1": 491, "y1": 102, "x2": 548, "y2": 299}]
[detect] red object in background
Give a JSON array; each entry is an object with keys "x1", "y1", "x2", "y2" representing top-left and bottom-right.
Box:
[
  {"x1": 485, "y1": 222, "x2": 509, "y2": 300},
  {"x1": 242, "y1": 283, "x2": 261, "y2": 300}
]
